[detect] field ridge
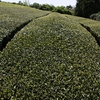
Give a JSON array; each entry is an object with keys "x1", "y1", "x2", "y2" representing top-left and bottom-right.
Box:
[{"x1": 80, "y1": 23, "x2": 100, "y2": 46}]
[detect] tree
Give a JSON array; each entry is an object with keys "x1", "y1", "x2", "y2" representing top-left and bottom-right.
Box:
[
  {"x1": 18, "y1": 1, "x2": 23, "y2": 5},
  {"x1": 75, "y1": 0, "x2": 100, "y2": 18},
  {"x1": 23, "y1": 0, "x2": 30, "y2": 6},
  {"x1": 30, "y1": 3, "x2": 40, "y2": 9},
  {"x1": 66, "y1": 5, "x2": 73, "y2": 9},
  {"x1": 39, "y1": 4, "x2": 54, "y2": 11},
  {"x1": 53, "y1": 6, "x2": 72, "y2": 15}
]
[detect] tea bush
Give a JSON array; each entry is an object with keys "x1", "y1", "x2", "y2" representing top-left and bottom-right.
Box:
[
  {"x1": 90, "y1": 12, "x2": 100, "y2": 21},
  {"x1": 66, "y1": 14, "x2": 100, "y2": 44},
  {"x1": 0, "y1": 12, "x2": 100, "y2": 99}
]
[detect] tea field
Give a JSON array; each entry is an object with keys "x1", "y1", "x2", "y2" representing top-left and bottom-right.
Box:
[
  {"x1": 0, "y1": 2, "x2": 100, "y2": 100},
  {"x1": 0, "y1": 2, "x2": 50, "y2": 50}
]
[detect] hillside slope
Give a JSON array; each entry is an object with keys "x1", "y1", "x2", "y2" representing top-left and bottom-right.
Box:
[{"x1": 0, "y1": 3, "x2": 100, "y2": 100}]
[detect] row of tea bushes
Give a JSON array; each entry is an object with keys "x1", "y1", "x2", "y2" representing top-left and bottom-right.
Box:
[
  {"x1": 0, "y1": 13, "x2": 100, "y2": 99},
  {"x1": 0, "y1": 2, "x2": 50, "y2": 50},
  {"x1": 66, "y1": 14, "x2": 100, "y2": 43}
]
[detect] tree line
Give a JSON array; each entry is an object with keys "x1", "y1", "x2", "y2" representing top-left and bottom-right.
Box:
[
  {"x1": 31, "y1": 3, "x2": 73, "y2": 15},
  {"x1": 17, "y1": 1, "x2": 73, "y2": 15},
  {"x1": 75, "y1": 0, "x2": 100, "y2": 19},
  {"x1": 1, "y1": 0, "x2": 100, "y2": 20}
]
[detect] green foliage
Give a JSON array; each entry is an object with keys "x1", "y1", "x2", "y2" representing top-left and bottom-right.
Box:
[
  {"x1": 53, "y1": 6, "x2": 72, "y2": 15},
  {"x1": 17, "y1": 1, "x2": 23, "y2": 5},
  {"x1": 0, "y1": 2, "x2": 100, "y2": 100},
  {"x1": 0, "y1": 2, "x2": 50, "y2": 50},
  {"x1": 66, "y1": 14, "x2": 100, "y2": 45},
  {"x1": 66, "y1": 5, "x2": 73, "y2": 10},
  {"x1": 39, "y1": 4, "x2": 52, "y2": 11},
  {"x1": 30, "y1": 2, "x2": 40, "y2": 9},
  {"x1": 90, "y1": 12, "x2": 100, "y2": 21},
  {"x1": 30, "y1": 3, "x2": 72, "y2": 15},
  {"x1": 75, "y1": 0, "x2": 100, "y2": 18}
]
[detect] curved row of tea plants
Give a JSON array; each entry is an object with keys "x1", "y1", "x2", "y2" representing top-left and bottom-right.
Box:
[
  {"x1": 66, "y1": 14, "x2": 100, "y2": 43},
  {"x1": 0, "y1": 13, "x2": 100, "y2": 99},
  {"x1": 0, "y1": 2, "x2": 50, "y2": 50},
  {"x1": 80, "y1": 20, "x2": 100, "y2": 41}
]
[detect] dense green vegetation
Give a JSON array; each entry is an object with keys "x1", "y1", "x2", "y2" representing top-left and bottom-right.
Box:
[
  {"x1": 90, "y1": 12, "x2": 100, "y2": 21},
  {"x1": 0, "y1": 2, "x2": 50, "y2": 50},
  {"x1": 75, "y1": 0, "x2": 100, "y2": 18},
  {"x1": 30, "y1": 3, "x2": 72, "y2": 15},
  {"x1": 12, "y1": 1, "x2": 73, "y2": 15},
  {"x1": 66, "y1": 14, "x2": 100, "y2": 39},
  {"x1": 0, "y1": 2, "x2": 100, "y2": 100}
]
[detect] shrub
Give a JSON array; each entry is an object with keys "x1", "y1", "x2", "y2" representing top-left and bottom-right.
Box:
[
  {"x1": 53, "y1": 6, "x2": 72, "y2": 14},
  {"x1": 90, "y1": 12, "x2": 100, "y2": 21}
]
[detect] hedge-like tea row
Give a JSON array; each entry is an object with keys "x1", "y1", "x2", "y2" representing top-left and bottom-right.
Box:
[
  {"x1": 0, "y1": 13, "x2": 100, "y2": 99},
  {"x1": 0, "y1": 2, "x2": 50, "y2": 50},
  {"x1": 66, "y1": 14, "x2": 100, "y2": 43}
]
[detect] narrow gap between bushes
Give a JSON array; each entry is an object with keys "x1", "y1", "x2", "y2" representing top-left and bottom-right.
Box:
[
  {"x1": 0, "y1": 13, "x2": 50, "y2": 52},
  {"x1": 80, "y1": 23, "x2": 100, "y2": 47}
]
